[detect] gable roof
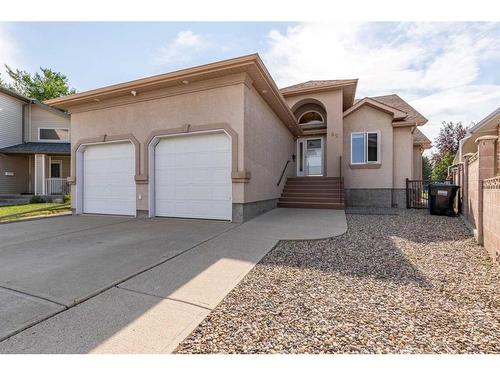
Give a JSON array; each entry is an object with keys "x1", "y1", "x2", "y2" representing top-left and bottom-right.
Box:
[
  {"x1": 369, "y1": 94, "x2": 428, "y2": 126},
  {"x1": 343, "y1": 97, "x2": 408, "y2": 120},
  {"x1": 458, "y1": 106, "x2": 500, "y2": 161},
  {"x1": 280, "y1": 79, "x2": 358, "y2": 110},
  {"x1": 0, "y1": 86, "x2": 69, "y2": 118},
  {"x1": 45, "y1": 54, "x2": 302, "y2": 136},
  {"x1": 280, "y1": 79, "x2": 357, "y2": 93},
  {"x1": 413, "y1": 128, "x2": 432, "y2": 149}
]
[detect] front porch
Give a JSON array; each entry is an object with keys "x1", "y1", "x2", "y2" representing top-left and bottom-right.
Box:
[
  {"x1": 31, "y1": 154, "x2": 71, "y2": 196},
  {"x1": 0, "y1": 142, "x2": 71, "y2": 196}
]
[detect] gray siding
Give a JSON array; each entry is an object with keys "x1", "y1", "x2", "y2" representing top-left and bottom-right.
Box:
[
  {"x1": 30, "y1": 105, "x2": 70, "y2": 142},
  {"x1": 0, "y1": 154, "x2": 30, "y2": 194},
  {"x1": 0, "y1": 92, "x2": 23, "y2": 148}
]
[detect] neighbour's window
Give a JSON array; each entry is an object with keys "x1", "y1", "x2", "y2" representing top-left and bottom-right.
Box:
[
  {"x1": 351, "y1": 132, "x2": 380, "y2": 164},
  {"x1": 299, "y1": 111, "x2": 324, "y2": 125},
  {"x1": 39, "y1": 128, "x2": 69, "y2": 142}
]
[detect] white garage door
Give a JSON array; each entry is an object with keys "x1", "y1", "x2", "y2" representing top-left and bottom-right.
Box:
[
  {"x1": 83, "y1": 142, "x2": 136, "y2": 216},
  {"x1": 154, "y1": 132, "x2": 232, "y2": 220}
]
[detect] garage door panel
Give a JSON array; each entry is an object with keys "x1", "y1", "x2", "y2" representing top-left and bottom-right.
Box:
[
  {"x1": 154, "y1": 133, "x2": 232, "y2": 220},
  {"x1": 83, "y1": 142, "x2": 136, "y2": 216}
]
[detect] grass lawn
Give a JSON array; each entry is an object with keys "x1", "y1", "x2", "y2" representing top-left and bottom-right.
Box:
[{"x1": 0, "y1": 203, "x2": 71, "y2": 222}]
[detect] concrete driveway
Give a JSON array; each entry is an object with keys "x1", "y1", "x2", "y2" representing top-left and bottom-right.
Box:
[{"x1": 0, "y1": 208, "x2": 347, "y2": 353}]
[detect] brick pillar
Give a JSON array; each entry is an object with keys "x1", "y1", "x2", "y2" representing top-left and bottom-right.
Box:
[
  {"x1": 476, "y1": 135, "x2": 498, "y2": 181},
  {"x1": 475, "y1": 135, "x2": 498, "y2": 244}
]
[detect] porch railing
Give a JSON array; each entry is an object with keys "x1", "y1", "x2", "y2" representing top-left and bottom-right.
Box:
[{"x1": 45, "y1": 178, "x2": 70, "y2": 195}]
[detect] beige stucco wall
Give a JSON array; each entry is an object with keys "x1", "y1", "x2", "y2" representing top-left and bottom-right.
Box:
[
  {"x1": 393, "y1": 127, "x2": 414, "y2": 188},
  {"x1": 30, "y1": 105, "x2": 70, "y2": 142},
  {"x1": 284, "y1": 90, "x2": 343, "y2": 177},
  {"x1": 243, "y1": 85, "x2": 295, "y2": 203},
  {"x1": 69, "y1": 74, "x2": 249, "y2": 212},
  {"x1": 0, "y1": 154, "x2": 30, "y2": 194},
  {"x1": 342, "y1": 105, "x2": 393, "y2": 189},
  {"x1": 412, "y1": 145, "x2": 422, "y2": 180}
]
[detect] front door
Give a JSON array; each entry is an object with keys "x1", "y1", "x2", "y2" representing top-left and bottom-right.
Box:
[
  {"x1": 296, "y1": 138, "x2": 324, "y2": 176},
  {"x1": 50, "y1": 161, "x2": 62, "y2": 178}
]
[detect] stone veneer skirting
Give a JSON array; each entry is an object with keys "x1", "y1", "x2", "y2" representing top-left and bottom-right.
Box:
[
  {"x1": 75, "y1": 202, "x2": 277, "y2": 223},
  {"x1": 232, "y1": 198, "x2": 278, "y2": 223},
  {"x1": 345, "y1": 188, "x2": 407, "y2": 208}
]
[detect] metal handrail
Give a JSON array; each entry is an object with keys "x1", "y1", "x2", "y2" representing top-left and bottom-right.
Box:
[{"x1": 277, "y1": 160, "x2": 291, "y2": 186}]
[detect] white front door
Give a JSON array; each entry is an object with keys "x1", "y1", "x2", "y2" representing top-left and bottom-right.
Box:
[
  {"x1": 154, "y1": 132, "x2": 232, "y2": 220},
  {"x1": 296, "y1": 138, "x2": 324, "y2": 176},
  {"x1": 82, "y1": 142, "x2": 136, "y2": 216}
]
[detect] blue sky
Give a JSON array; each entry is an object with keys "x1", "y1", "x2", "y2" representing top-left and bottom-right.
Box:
[
  {"x1": 1, "y1": 22, "x2": 499, "y2": 142},
  {"x1": 2, "y1": 22, "x2": 293, "y2": 90}
]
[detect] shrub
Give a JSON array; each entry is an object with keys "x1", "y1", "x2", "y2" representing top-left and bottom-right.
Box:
[
  {"x1": 30, "y1": 195, "x2": 45, "y2": 204},
  {"x1": 63, "y1": 194, "x2": 71, "y2": 203}
]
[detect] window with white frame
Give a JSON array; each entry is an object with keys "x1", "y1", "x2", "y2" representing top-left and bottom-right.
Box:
[
  {"x1": 39, "y1": 128, "x2": 69, "y2": 142},
  {"x1": 351, "y1": 131, "x2": 380, "y2": 164}
]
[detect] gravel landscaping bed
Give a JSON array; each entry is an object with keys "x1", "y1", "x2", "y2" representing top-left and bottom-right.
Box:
[{"x1": 177, "y1": 210, "x2": 500, "y2": 354}]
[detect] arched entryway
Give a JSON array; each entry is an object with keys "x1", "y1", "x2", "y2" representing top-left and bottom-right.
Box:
[{"x1": 292, "y1": 99, "x2": 327, "y2": 176}]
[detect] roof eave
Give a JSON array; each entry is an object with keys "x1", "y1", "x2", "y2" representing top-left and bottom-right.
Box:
[
  {"x1": 0, "y1": 86, "x2": 32, "y2": 103},
  {"x1": 467, "y1": 107, "x2": 500, "y2": 134},
  {"x1": 45, "y1": 55, "x2": 261, "y2": 108},
  {"x1": 44, "y1": 53, "x2": 302, "y2": 137},
  {"x1": 280, "y1": 80, "x2": 359, "y2": 98}
]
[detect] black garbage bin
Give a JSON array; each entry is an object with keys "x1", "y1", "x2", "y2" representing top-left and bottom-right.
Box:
[{"x1": 428, "y1": 183, "x2": 460, "y2": 216}]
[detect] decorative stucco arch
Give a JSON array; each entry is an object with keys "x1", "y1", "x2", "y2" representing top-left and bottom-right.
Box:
[{"x1": 290, "y1": 98, "x2": 328, "y2": 125}]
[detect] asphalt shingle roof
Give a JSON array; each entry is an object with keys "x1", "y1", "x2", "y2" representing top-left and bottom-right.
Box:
[
  {"x1": 413, "y1": 128, "x2": 432, "y2": 148},
  {"x1": 280, "y1": 80, "x2": 357, "y2": 94},
  {"x1": 0, "y1": 142, "x2": 70, "y2": 155},
  {"x1": 369, "y1": 94, "x2": 428, "y2": 125}
]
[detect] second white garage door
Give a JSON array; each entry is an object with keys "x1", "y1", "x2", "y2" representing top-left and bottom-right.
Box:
[
  {"x1": 83, "y1": 142, "x2": 136, "y2": 216},
  {"x1": 154, "y1": 132, "x2": 232, "y2": 220}
]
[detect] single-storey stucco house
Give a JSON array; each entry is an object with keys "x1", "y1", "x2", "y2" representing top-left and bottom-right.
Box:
[
  {"x1": 0, "y1": 86, "x2": 71, "y2": 197},
  {"x1": 46, "y1": 54, "x2": 431, "y2": 222}
]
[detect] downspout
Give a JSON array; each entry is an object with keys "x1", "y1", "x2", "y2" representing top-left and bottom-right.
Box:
[
  {"x1": 29, "y1": 102, "x2": 33, "y2": 142},
  {"x1": 458, "y1": 133, "x2": 472, "y2": 162},
  {"x1": 22, "y1": 104, "x2": 25, "y2": 143}
]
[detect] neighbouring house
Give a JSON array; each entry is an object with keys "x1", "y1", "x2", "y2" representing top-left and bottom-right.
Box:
[
  {"x1": 0, "y1": 86, "x2": 71, "y2": 197},
  {"x1": 45, "y1": 54, "x2": 430, "y2": 222},
  {"x1": 450, "y1": 107, "x2": 500, "y2": 264}
]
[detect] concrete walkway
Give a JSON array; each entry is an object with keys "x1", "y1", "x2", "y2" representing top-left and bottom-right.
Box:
[{"x1": 0, "y1": 208, "x2": 346, "y2": 354}]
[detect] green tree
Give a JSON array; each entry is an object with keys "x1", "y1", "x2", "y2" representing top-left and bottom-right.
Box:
[
  {"x1": 1, "y1": 65, "x2": 76, "y2": 101},
  {"x1": 431, "y1": 152, "x2": 454, "y2": 181},
  {"x1": 422, "y1": 155, "x2": 432, "y2": 181}
]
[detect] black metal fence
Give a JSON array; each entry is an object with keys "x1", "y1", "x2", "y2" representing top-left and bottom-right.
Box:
[{"x1": 406, "y1": 179, "x2": 450, "y2": 209}]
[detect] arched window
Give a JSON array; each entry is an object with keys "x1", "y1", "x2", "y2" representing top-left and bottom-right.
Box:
[{"x1": 298, "y1": 111, "x2": 324, "y2": 125}]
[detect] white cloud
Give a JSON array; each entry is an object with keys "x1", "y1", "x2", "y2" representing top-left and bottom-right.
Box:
[
  {"x1": 153, "y1": 30, "x2": 209, "y2": 66},
  {"x1": 263, "y1": 22, "x2": 500, "y2": 144}
]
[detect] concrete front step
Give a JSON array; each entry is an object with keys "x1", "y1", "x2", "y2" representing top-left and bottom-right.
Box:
[
  {"x1": 277, "y1": 201, "x2": 345, "y2": 209},
  {"x1": 282, "y1": 192, "x2": 344, "y2": 198},
  {"x1": 0, "y1": 200, "x2": 31, "y2": 207},
  {"x1": 286, "y1": 180, "x2": 343, "y2": 185},
  {"x1": 0, "y1": 194, "x2": 33, "y2": 200},
  {"x1": 287, "y1": 177, "x2": 342, "y2": 181},
  {"x1": 279, "y1": 196, "x2": 344, "y2": 203},
  {"x1": 279, "y1": 177, "x2": 345, "y2": 210},
  {"x1": 284, "y1": 188, "x2": 344, "y2": 194}
]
